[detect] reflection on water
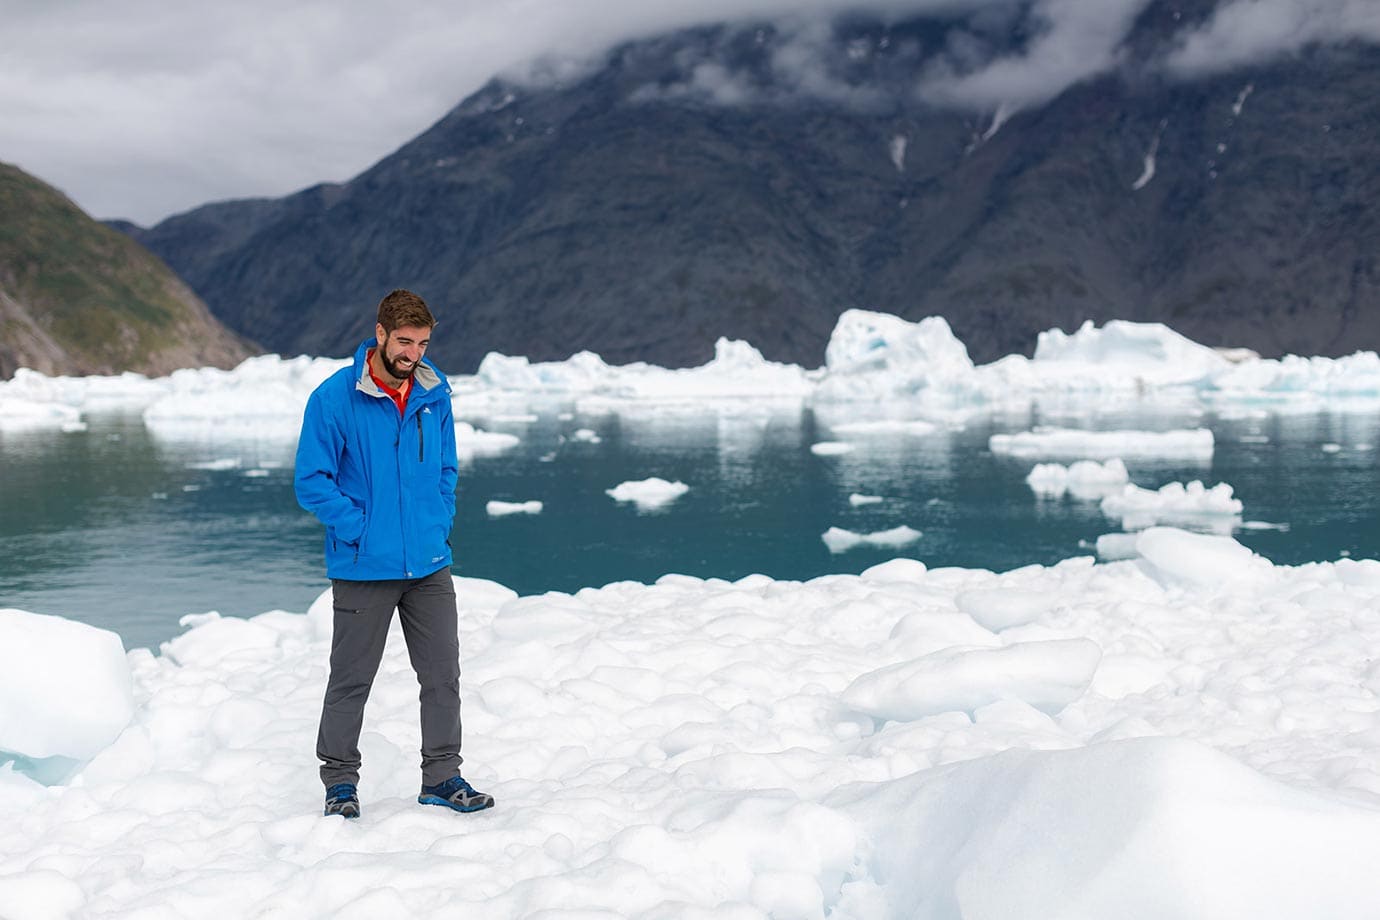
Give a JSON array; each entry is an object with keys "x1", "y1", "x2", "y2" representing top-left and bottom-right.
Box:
[{"x1": 1, "y1": 400, "x2": 1376, "y2": 652}]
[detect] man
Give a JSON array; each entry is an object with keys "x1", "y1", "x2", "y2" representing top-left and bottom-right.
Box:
[{"x1": 294, "y1": 288, "x2": 493, "y2": 819}]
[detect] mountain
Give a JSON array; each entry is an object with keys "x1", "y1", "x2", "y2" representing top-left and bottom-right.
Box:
[
  {"x1": 120, "y1": 3, "x2": 1379, "y2": 372},
  {"x1": 0, "y1": 162, "x2": 254, "y2": 379}
]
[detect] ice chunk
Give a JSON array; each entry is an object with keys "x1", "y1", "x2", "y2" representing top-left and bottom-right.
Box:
[
  {"x1": 991, "y1": 427, "x2": 1214, "y2": 460},
  {"x1": 454, "y1": 422, "x2": 520, "y2": 459},
  {"x1": 0, "y1": 399, "x2": 83, "y2": 432},
  {"x1": 843, "y1": 638, "x2": 1102, "y2": 720},
  {"x1": 487, "y1": 500, "x2": 543, "y2": 516},
  {"x1": 1026, "y1": 458, "x2": 1130, "y2": 499},
  {"x1": 822, "y1": 526, "x2": 922, "y2": 554},
  {"x1": 0, "y1": 609, "x2": 134, "y2": 762},
  {"x1": 142, "y1": 354, "x2": 343, "y2": 440},
  {"x1": 606, "y1": 477, "x2": 689, "y2": 511},
  {"x1": 1134, "y1": 527, "x2": 1272, "y2": 588},
  {"x1": 1095, "y1": 532, "x2": 1141, "y2": 560},
  {"x1": 1033, "y1": 319, "x2": 1230, "y2": 386},
  {"x1": 1101, "y1": 480, "x2": 1244, "y2": 530},
  {"x1": 814, "y1": 310, "x2": 977, "y2": 403},
  {"x1": 955, "y1": 588, "x2": 1059, "y2": 631}
]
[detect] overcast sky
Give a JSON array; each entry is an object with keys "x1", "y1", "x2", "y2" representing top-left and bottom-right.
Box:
[{"x1": 2, "y1": 0, "x2": 1376, "y2": 226}]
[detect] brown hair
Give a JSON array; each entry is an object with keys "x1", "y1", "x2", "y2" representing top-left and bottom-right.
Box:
[{"x1": 377, "y1": 289, "x2": 436, "y2": 333}]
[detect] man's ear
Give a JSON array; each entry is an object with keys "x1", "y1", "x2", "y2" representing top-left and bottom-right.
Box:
[{"x1": 375, "y1": 323, "x2": 387, "y2": 346}]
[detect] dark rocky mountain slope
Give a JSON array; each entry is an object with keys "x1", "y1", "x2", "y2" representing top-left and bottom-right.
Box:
[{"x1": 121, "y1": 4, "x2": 1378, "y2": 372}]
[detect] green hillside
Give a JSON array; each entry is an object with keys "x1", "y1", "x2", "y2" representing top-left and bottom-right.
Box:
[{"x1": 0, "y1": 161, "x2": 253, "y2": 378}]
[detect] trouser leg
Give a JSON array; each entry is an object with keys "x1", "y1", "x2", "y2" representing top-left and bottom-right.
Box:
[
  {"x1": 317, "y1": 578, "x2": 402, "y2": 787},
  {"x1": 397, "y1": 566, "x2": 463, "y2": 786}
]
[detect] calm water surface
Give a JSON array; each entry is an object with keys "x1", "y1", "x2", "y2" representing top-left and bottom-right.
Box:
[{"x1": 1, "y1": 401, "x2": 1376, "y2": 651}]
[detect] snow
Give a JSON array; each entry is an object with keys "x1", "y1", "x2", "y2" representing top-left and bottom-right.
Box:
[
  {"x1": 1132, "y1": 132, "x2": 1160, "y2": 191},
  {"x1": 606, "y1": 477, "x2": 689, "y2": 511},
  {"x1": 3, "y1": 531, "x2": 1380, "y2": 916},
  {"x1": 821, "y1": 525, "x2": 923, "y2": 554}
]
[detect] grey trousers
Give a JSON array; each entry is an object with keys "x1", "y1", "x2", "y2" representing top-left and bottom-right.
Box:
[{"x1": 317, "y1": 566, "x2": 463, "y2": 788}]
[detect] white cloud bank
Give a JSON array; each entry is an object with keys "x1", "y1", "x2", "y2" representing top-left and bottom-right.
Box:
[{"x1": 1, "y1": 0, "x2": 1377, "y2": 223}]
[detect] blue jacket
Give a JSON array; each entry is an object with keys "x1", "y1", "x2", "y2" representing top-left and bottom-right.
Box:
[{"x1": 294, "y1": 339, "x2": 459, "y2": 581}]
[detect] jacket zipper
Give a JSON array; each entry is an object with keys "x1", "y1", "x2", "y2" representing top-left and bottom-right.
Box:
[{"x1": 418, "y1": 413, "x2": 424, "y2": 462}]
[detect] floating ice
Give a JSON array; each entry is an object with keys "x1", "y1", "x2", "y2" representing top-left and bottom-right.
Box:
[
  {"x1": 0, "y1": 398, "x2": 82, "y2": 432},
  {"x1": 821, "y1": 525, "x2": 922, "y2": 553},
  {"x1": 7, "y1": 313, "x2": 1380, "y2": 427},
  {"x1": 1027, "y1": 458, "x2": 1130, "y2": 499},
  {"x1": 828, "y1": 419, "x2": 940, "y2": 436},
  {"x1": 1101, "y1": 480, "x2": 1244, "y2": 530},
  {"x1": 992, "y1": 427, "x2": 1215, "y2": 460},
  {"x1": 849, "y1": 493, "x2": 885, "y2": 506},
  {"x1": 142, "y1": 354, "x2": 343, "y2": 440},
  {"x1": 455, "y1": 421, "x2": 520, "y2": 460},
  {"x1": 810, "y1": 441, "x2": 855, "y2": 456},
  {"x1": 606, "y1": 477, "x2": 689, "y2": 511},
  {"x1": 487, "y1": 500, "x2": 543, "y2": 516}
]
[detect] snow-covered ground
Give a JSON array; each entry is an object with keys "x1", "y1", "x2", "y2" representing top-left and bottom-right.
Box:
[
  {"x1": 3, "y1": 528, "x2": 1380, "y2": 917},
  {"x1": 3, "y1": 312, "x2": 1380, "y2": 917}
]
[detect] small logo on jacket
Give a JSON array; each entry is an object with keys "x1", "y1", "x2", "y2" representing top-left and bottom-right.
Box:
[
  {"x1": 431, "y1": 554, "x2": 445, "y2": 563},
  {"x1": 422, "y1": 407, "x2": 432, "y2": 414}
]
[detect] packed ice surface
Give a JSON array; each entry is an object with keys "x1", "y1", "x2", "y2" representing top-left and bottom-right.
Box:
[
  {"x1": 606, "y1": 477, "x2": 690, "y2": 511},
  {"x1": 7, "y1": 312, "x2": 1380, "y2": 432},
  {"x1": 3, "y1": 530, "x2": 1380, "y2": 917}
]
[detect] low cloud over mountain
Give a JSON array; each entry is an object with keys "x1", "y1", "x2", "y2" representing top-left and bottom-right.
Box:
[{"x1": 5, "y1": 0, "x2": 1377, "y2": 223}]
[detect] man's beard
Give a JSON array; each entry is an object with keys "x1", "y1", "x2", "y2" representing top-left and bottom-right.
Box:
[{"x1": 380, "y1": 346, "x2": 416, "y2": 381}]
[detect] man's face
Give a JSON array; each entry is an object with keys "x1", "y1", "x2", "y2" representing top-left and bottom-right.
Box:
[{"x1": 376, "y1": 323, "x2": 432, "y2": 381}]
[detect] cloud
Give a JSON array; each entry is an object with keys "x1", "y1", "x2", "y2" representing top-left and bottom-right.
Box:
[
  {"x1": 1165, "y1": 0, "x2": 1380, "y2": 75},
  {"x1": 1, "y1": 0, "x2": 1376, "y2": 225},
  {"x1": 916, "y1": 0, "x2": 1154, "y2": 110}
]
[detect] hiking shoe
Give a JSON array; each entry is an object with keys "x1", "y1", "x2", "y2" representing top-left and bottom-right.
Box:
[
  {"x1": 418, "y1": 775, "x2": 495, "y2": 813},
  {"x1": 324, "y1": 782, "x2": 360, "y2": 819}
]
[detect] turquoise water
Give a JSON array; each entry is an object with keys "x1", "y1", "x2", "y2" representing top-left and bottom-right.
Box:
[{"x1": 1, "y1": 403, "x2": 1375, "y2": 652}]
